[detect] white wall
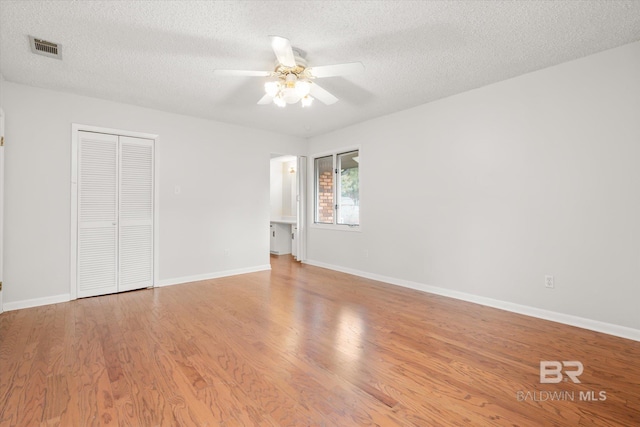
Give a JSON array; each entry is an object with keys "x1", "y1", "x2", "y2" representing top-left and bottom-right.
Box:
[
  {"x1": 2, "y1": 82, "x2": 305, "y2": 306},
  {"x1": 306, "y1": 41, "x2": 640, "y2": 333},
  {"x1": 270, "y1": 159, "x2": 284, "y2": 219},
  {"x1": 270, "y1": 157, "x2": 297, "y2": 220},
  {"x1": 282, "y1": 160, "x2": 296, "y2": 217}
]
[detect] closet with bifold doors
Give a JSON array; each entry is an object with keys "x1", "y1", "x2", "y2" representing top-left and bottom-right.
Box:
[{"x1": 75, "y1": 130, "x2": 154, "y2": 298}]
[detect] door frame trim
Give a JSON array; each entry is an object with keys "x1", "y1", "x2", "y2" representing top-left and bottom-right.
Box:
[
  {"x1": 70, "y1": 124, "x2": 159, "y2": 300},
  {"x1": 0, "y1": 108, "x2": 4, "y2": 313},
  {"x1": 296, "y1": 156, "x2": 307, "y2": 262}
]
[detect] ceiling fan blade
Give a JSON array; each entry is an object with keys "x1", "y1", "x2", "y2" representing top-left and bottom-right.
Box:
[
  {"x1": 269, "y1": 36, "x2": 296, "y2": 67},
  {"x1": 213, "y1": 69, "x2": 271, "y2": 77},
  {"x1": 309, "y1": 83, "x2": 338, "y2": 105},
  {"x1": 257, "y1": 94, "x2": 273, "y2": 105},
  {"x1": 307, "y1": 62, "x2": 364, "y2": 78}
]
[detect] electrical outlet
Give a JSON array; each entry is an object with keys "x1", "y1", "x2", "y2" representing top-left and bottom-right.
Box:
[{"x1": 545, "y1": 275, "x2": 554, "y2": 288}]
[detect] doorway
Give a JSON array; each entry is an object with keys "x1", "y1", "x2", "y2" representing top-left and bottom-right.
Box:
[{"x1": 270, "y1": 154, "x2": 306, "y2": 262}]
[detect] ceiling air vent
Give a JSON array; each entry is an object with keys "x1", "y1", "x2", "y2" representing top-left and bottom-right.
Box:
[{"x1": 29, "y1": 36, "x2": 62, "y2": 59}]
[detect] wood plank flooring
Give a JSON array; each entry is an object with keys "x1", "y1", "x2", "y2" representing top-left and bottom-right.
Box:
[{"x1": 1, "y1": 255, "x2": 639, "y2": 426}]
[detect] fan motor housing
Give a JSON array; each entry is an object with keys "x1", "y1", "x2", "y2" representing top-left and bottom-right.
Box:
[{"x1": 274, "y1": 49, "x2": 308, "y2": 77}]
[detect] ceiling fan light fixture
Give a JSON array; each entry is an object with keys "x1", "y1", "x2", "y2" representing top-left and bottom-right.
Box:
[
  {"x1": 273, "y1": 95, "x2": 286, "y2": 108},
  {"x1": 264, "y1": 81, "x2": 280, "y2": 97},
  {"x1": 295, "y1": 80, "x2": 311, "y2": 97},
  {"x1": 301, "y1": 95, "x2": 313, "y2": 107},
  {"x1": 285, "y1": 73, "x2": 297, "y2": 83},
  {"x1": 282, "y1": 87, "x2": 300, "y2": 104},
  {"x1": 216, "y1": 36, "x2": 364, "y2": 108}
]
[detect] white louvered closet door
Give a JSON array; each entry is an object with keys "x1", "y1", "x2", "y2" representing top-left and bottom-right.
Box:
[
  {"x1": 77, "y1": 132, "x2": 119, "y2": 298},
  {"x1": 77, "y1": 132, "x2": 154, "y2": 298},
  {"x1": 118, "y1": 136, "x2": 154, "y2": 292}
]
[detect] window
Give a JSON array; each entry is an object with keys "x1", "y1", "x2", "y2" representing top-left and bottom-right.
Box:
[{"x1": 314, "y1": 149, "x2": 359, "y2": 227}]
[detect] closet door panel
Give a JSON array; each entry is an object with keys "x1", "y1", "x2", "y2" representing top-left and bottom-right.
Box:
[
  {"x1": 118, "y1": 136, "x2": 154, "y2": 292},
  {"x1": 77, "y1": 132, "x2": 119, "y2": 297}
]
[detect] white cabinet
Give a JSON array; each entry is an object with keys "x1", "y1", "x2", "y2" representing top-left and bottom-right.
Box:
[
  {"x1": 270, "y1": 222, "x2": 292, "y2": 255},
  {"x1": 270, "y1": 224, "x2": 275, "y2": 252}
]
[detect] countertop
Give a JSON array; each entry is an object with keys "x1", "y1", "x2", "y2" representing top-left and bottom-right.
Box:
[{"x1": 270, "y1": 218, "x2": 296, "y2": 225}]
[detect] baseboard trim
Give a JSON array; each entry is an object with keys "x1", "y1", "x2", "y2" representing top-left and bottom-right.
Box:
[
  {"x1": 3, "y1": 293, "x2": 71, "y2": 312},
  {"x1": 303, "y1": 259, "x2": 640, "y2": 342},
  {"x1": 1, "y1": 265, "x2": 273, "y2": 312},
  {"x1": 157, "y1": 264, "x2": 272, "y2": 287}
]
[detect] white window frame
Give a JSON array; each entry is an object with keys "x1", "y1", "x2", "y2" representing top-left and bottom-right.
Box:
[{"x1": 310, "y1": 146, "x2": 361, "y2": 232}]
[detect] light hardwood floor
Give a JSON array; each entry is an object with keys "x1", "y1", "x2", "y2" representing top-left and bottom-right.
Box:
[{"x1": 1, "y1": 255, "x2": 639, "y2": 426}]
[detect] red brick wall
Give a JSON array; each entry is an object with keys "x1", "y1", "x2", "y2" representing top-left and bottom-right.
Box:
[{"x1": 317, "y1": 170, "x2": 334, "y2": 223}]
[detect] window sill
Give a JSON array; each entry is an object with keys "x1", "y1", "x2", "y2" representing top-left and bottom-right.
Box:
[{"x1": 310, "y1": 223, "x2": 361, "y2": 232}]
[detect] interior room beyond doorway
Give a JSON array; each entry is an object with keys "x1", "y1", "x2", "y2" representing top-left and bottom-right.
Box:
[{"x1": 270, "y1": 154, "x2": 298, "y2": 258}]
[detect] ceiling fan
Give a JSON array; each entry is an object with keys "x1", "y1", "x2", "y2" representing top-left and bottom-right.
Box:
[{"x1": 213, "y1": 36, "x2": 364, "y2": 108}]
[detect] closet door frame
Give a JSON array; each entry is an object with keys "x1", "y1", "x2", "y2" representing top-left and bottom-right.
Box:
[{"x1": 70, "y1": 124, "x2": 159, "y2": 300}]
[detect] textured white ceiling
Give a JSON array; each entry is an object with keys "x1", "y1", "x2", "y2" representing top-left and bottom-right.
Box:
[{"x1": 1, "y1": 1, "x2": 639, "y2": 138}]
